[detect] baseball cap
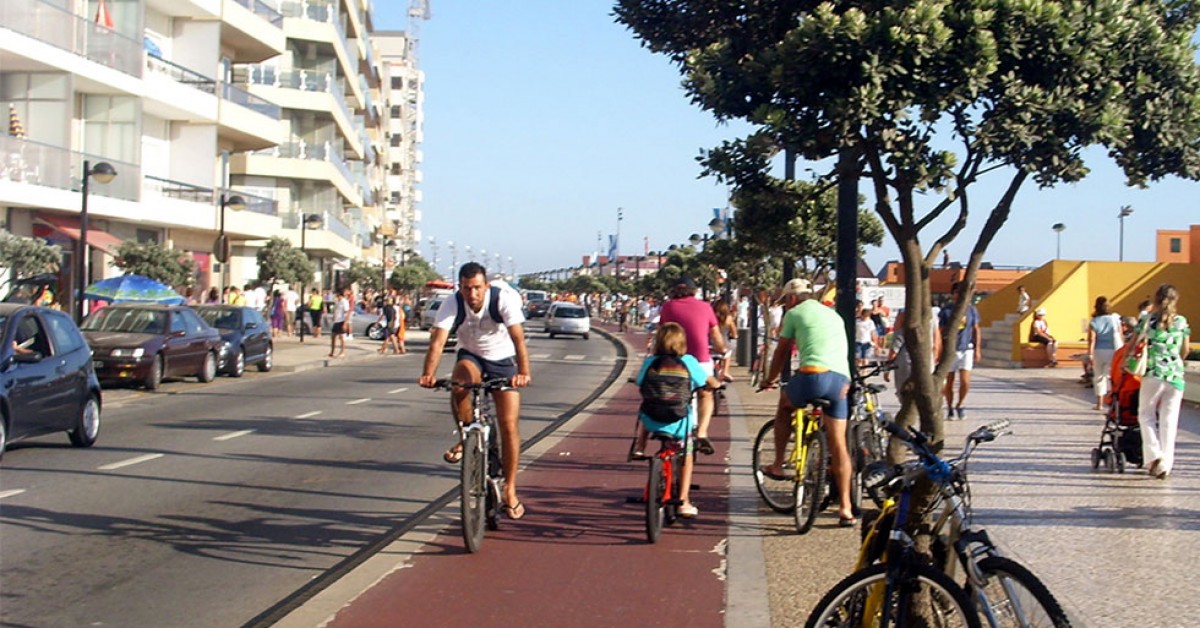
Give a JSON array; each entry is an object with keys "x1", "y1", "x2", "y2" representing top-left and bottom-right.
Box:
[
  {"x1": 1035, "y1": 307, "x2": 1046, "y2": 316},
  {"x1": 673, "y1": 275, "x2": 697, "y2": 290},
  {"x1": 781, "y1": 278, "x2": 813, "y2": 297}
]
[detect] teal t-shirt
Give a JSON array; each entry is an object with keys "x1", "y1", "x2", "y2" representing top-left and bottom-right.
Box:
[
  {"x1": 635, "y1": 353, "x2": 708, "y2": 439},
  {"x1": 779, "y1": 300, "x2": 851, "y2": 378}
]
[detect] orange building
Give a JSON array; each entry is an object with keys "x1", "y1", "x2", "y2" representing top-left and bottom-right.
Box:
[
  {"x1": 1156, "y1": 225, "x2": 1200, "y2": 264},
  {"x1": 879, "y1": 261, "x2": 1031, "y2": 296}
]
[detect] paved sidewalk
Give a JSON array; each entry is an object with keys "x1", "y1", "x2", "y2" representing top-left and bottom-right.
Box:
[
  {"x1": 266, "y1": 328, "x2": 430, "y2": 373},
  {"x1": 265, "y1": 322, "x2": 1198, "y2": 626}
]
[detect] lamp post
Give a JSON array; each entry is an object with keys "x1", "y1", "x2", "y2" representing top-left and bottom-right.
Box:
[
  {"x1": 1052, "y1": 223, "x2": 1066, "y2": 260},
  {"x1": 709, "y1": 216, "x2": 731, "y2": 303},
  {"x1": 77, "y1": 160, "x2": 117, "y2": 323},
  {"x1": 214, "y1": 191, "x2": 246, "y2": 295},
  {"x1": 615, "y1": 207, "x2": 623, "y2": 281},
  {"x1": 380, "y1": 235, "x2": 394, "y2": 294},
  {"x1": 428, "y1": 235, "x2": 437, "y2": 272},
  {"x1": 447, "y1": 240, "x2": 455, "y2": 278},
  {"x1": 298, "y1": 213, "x2": 323, "y2": 343},
  {"x1": 1118, "y1": 205, "x2": 1134, "y2": 261}
]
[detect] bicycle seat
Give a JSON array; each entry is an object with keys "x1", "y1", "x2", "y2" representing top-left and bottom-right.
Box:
[
  {"x1": 808, "y1": 398, "x2": 833, "y2": 411},
  {"x1": 864, "y1": 384, "x2": 887, "y2": 394}
]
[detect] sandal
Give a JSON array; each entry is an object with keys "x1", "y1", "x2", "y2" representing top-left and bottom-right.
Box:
[
  {"x1": 442, "y1": 445, "x2": 463, "y2": 464},
  {"x1": 679, "y1": 503, "x2": 699, "y2": 518},
  {"x1": 838, "y1": 515, "x2": 857, "y2": 527},
  {"x1": 759, "y1": 465, "x2": 787, "y2": 482},
  {"x1": 696, "y1": 437, "x2": 715, "y2": 456},
  {"x1": 504, "y1": 501, "x2": 526, "y2": 520}
]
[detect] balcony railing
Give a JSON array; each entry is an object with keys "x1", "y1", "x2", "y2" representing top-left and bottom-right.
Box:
[
  {"x1": 232, "y1": 0, "x2": 284, "y2": 27},
  {"x1": 1, "y1": 136, "x2": 140, "y2": 201},
  {"x1": 146, "y1": 56, "x2": 216, "y2": 94},
  {"x1": 144, "y1": 175, "x2": 213, "y2": 204},
  {"x1": 1, "y1": 0, "x2": 142, "y2": 77},
  {"x1": 220, "y1": 82, "x2": 281, "y2": 119},
  {"x1": 284, "y1": 209, "x2": 353, "y2": 244},
  {"x1": 236, "y1": 190, "x2": 279, "y2": 216}
]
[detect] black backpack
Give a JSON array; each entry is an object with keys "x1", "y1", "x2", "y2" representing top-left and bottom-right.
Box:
[
  {"x1": 639, "y1": 355, "x2": 693, "y2": 423},
  {"x1": 450, "y1": 286, "x2": 504, "y2": 335}
]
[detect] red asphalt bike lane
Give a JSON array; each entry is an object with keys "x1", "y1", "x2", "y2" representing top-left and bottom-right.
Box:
[{"x1": 329, "y1": 332, "x2": 731, "y2": 627}]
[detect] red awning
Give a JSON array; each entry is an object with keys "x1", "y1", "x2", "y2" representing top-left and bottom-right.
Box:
[{"x1": 35, "y1": 214, "x2": 124, "y2": 256}]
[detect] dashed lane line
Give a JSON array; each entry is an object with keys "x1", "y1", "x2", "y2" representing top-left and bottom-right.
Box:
[
  {"x1": 0, "y1": 489, "x2": 26, "y2": 500},
  {"x1": 563, "y1": 355, "x2": 586, "y2": 361},
  {"x1": 295, "y1": 411, "x2": 322, "y2": 419},
  {"x1": 214, "y1": 429, "x2": 255, "y2": 441},
  {"x1": 388, "y1": 387, "x2": 408, "y2": 394},
  {"x1": 98, "y1": 453, "x2": 165, "y2": 471},
  {"x1": 530, "y1": 353, "x2": 552, "y2": 360},
  {"x1": 346, "y1": 398, "x2": 371, "y2": 405}
]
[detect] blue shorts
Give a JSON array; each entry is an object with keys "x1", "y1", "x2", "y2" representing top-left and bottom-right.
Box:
[
  {"x1": 855, "y1": 342, "x2": 872, "y2": 359},
  {"x1": 784, "y1": 370, "x2": 851, "y2": 419},
  {"x1": 456, "y1": 349, "x2": 517, "y2": 381}
]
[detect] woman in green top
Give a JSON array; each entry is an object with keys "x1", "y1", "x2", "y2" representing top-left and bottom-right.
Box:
[{"x1": 1135, "y1": 284, "x2": 1191, "y2": 479}]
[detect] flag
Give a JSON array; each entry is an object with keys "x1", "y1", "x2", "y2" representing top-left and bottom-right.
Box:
[
  {"x1": 95, "y1": 0, "x2": 114, "y2": 29},
  {"x1": 8, "y1": 104, "x2": 24, "y2": 138},
  {"x1": 608, "y1": 234, "x2": 617, "y2": 262}
]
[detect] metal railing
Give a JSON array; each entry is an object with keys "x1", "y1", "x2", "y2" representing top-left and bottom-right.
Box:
[
  {"x1": 1, "y1": 136, "x2": 140, "y2": 201},
  {"x1": 220, "y1": 82, "x2": 281, "y2": 119},
  {"x1": 1, "y1": 0, "x2": 142, "y2": 77},
  {"x1": 144, "y1": 175, "x2": 214, "y2": 204},
  {"x1": 232, "y1": 0, "x2": 284, "y2": 27},
  {"x1": 146, "y1": 56, "x2": 216, "y2": 94},
  {"x1": 235, "y1": 190, "x2": 279, "y2": 216}
]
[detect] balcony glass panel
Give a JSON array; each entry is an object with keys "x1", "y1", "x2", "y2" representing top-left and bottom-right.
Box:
[
  {"x1": 220, "y1": 82, "x2": 281, "y2": 119},
  {"x1": 1, "y1": 136, "x2": 140, "y2": 201},
  {"x1": 0, "y1": 1, "x2": 142, "y2": 77},
  {"x1": 146, "y1": 56, "x2": 216, "y2": 94}
]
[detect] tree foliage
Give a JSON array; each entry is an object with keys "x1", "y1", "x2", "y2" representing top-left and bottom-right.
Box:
[
  {"x1": 256, "y1": 237, "x2": 313, "y2": 288},
  {"x1": 0, "y1": 231, "x2": 61, "y2": 293},
  {"x1": 616, "y1": 0, "x2": 1200, "y2": 446},
  {"x1": 389, "y1": 254, "x2": 441, "y2": 292},
  {"x1": 112, "y1": 241, "x2": 196, "y2": 288}
]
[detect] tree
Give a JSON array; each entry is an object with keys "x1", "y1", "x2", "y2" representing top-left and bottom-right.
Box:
[
  {"x1": 112, "y1": 241, "x2": 196, "y2": 288},
  {"x1": 616, "y1": 0, "x2": 1200, "y2": 447},
  {"x1": 0, "y1": 231, "x2": 61, "y2": 294},
  {"x1": 343, "y1": 258, "x2": 383, "y2": 293},
  {"x1": 390, "y1": 255, "x2": 441, "y2": 292},
  {"x1": 256, "y1": 237, "x2": 313, "y2": 288}
]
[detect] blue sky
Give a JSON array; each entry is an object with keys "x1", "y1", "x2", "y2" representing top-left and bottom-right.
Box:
[{"x1": 379, "y1": 1, "x2": 1197, "y2": 280}]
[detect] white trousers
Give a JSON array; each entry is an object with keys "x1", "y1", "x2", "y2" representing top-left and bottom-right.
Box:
[
  {"x1": 1138, "y1": 376, "x2": 1183, "y2": 474},
  {"x1": 1092, "y1": 348, "x2": 1115, "y2": 400}
]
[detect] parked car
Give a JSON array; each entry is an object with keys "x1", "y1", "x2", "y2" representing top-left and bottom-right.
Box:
[
  {"x1": 421, "y1": 295, "x2": 449, "y2": 330},
  {"x1": 81, "y1": 303, "x2": 223, "y2": 390},
  {"x1": 524, "y1": 299, "x2": 551, "y2": 321},
  {"x1": 194, "y1": 305, "x2": 274, "y2": 377},
  {"x1": 543, "y1": 302, "x2": 590, "y2": 340},
  {"x1": 0, "y1": 303, "x2": 102, "y2": 461}
]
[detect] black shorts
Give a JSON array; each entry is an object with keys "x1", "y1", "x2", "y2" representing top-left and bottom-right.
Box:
[
  {"x1": 1030, "y1": 333, "x2": 1052, "y2": 345},
  {"x1": 456, "y1": 349, "x2": 517, "y2": 381},
  {"x1": 310, "y1": 310, "x2": 322, "y2": 326},
  {"x1": 332, "y1": 321, "x2": 346, "y2": 335}
]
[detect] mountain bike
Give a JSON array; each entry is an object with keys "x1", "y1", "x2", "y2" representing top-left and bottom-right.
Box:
[
  {"x1": 752, "y1": 398, "x2": 829, "y2": 533},
  {"x1": 644, "y1": 427, "x2": 691, "y2": 543},
  {"x1": 434, "y1": 377, "x2": 509, "y2": 553},
  {"x1": 847, "y1": 360, "x2": 895, "y2": 513},
  {"x1": 810, "y1": 420, "x2": 1071, "y2": 627}
]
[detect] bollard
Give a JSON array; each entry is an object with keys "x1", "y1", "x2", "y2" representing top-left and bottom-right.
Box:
[{"x1": 736, "y1": 328, "x2": 751, "y2": 366}]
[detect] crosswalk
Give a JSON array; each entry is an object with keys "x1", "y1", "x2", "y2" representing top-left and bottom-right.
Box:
[{"x1": 528, "y1": 352, "x2": 622, "y2": 365}]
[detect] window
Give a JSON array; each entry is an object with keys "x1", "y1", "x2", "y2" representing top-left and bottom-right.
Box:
[
  {"x1": 14, "y1": 314, "x2": 52, "y2": 356},
  {"x1": 44, "y1": 311, "x2": 85, "y2": 354},
  {"x1": 1170, "y1": 237, "x2": 1182, "y2": 253},
  {"x1": 390, "y1": 163, "x2": 401, "y2": 175},
  {"x1": 390, "y1": 135, "x2": 402, "y2": 147},
  {"x1": 83, "y1": 94, "x2": 140, "y2": 163},
  {"x1": 391, "y1": 77, "x2": 403, "y2": 89},
  {"x1": 390, "y1": 106, "x2": 402, "y2": 117}
]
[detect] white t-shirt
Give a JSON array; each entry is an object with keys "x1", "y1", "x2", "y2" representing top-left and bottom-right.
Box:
[
  {"x1": 434, "y1": 284, "x2": 525, "y2": 360},
  {"x1": 855, "y1": 317, "x2": 877, "y2": 344},
  {"x1": 284, "y1": 289, "x2": 300, "y2": 312},
  {"x1": 333, "y1": 296, "x2": 349, "y2": 324}
]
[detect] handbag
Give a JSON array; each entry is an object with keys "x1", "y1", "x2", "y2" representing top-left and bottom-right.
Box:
[{"x1": 1123, "y1": 322, "x2": 1150, "y2": 377}]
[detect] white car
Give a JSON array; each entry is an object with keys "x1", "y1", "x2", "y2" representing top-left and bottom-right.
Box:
[{"x1": 543, "y1": 302, "x2": 590, "y2": 340}]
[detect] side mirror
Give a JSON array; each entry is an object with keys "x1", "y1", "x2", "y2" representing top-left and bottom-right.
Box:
[
  {"x1": 171, "y1": 329, "x2": 187, "y2": 338},
  {"x1": 245, "y1": 321, "x2": 258, "y2": 330},
  {"x1": 13, "y1": 351, "x2": 43, "y2": 363}
]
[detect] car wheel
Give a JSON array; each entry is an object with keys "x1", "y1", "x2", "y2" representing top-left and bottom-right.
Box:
[
  {"x1": 549, "y1": 332, "x2": 556, "y2": 339},
  {"x1": 257, "y1": 344, "x2": 273, "y2": 372},
  {"x1": 0, "y1": 415, "x2": 7, "y2": 462},
  {"x1": 229, "y1": 347, "x2": 245, "y2": 378},
  {"x1": 197, "y1": 351, "x2": 217, "y2": 383},
  {"x1": 145, "y1": 355, "x2": 163, "y2": 390},
  {"x1": 69, "y1": 395, "x2": 100, "y2": 448},
  {"x1": 367, "y1": 322, "x2": 386, "y2": 341},
  {"x1": 583, "y1": 333, "x2": 590, "y2": 340}
]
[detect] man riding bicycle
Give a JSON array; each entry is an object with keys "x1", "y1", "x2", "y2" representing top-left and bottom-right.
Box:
[
  {"x1": 758, "y1": 278, "x2": 857, "y2": 526},
  {"x1": 419, "y1": 262, "x2": 532, "y2": 520}
]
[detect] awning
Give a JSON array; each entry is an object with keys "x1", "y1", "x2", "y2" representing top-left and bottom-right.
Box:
[{"x1": 35, "y1": 214, "x2": 124, "y2": 256}]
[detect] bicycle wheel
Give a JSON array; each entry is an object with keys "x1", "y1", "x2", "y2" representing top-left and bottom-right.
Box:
[
  {"x1": 973, "y1": 556, "x2": 1072, "y2": 628},
  {"x1": 794, "y1": 430, "x2": 827, "y2": 534},
  {"x1": 485, "y1": 437, "x2": 503, "y2": 531},
  {"x1": 646, "y1": 456, "x2": 665, "y2": 543},
  {"x1": 460, "y1": 431, "x2": 487, "y2": 553},
  {"x1": 847, "y1": 423, "x2": 864, "y2": 516},
  {"x1": 805, "y1": 562, "x2": 981, "y2": 628},
  {"x1": 753, "y1": 419, "x2": 797, "y2": 513}
]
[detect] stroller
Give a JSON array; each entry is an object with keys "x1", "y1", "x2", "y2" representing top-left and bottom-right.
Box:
[{"x1": 1090, "y1": 357, "x2": 1142, "y2": 473}]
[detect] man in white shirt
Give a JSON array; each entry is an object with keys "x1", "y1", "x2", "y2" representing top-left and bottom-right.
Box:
[
  {"x1": 329, "y1": 287, "x2": 350, "y2": 358},
  {"x1": 419, "y1": 262, "x2": 531, "y2": 520},
  {"x1": 284, "y1": 287, "x2": 300, "y2": 336}
]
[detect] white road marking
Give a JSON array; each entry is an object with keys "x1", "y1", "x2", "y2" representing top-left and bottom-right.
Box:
[
  {"x1": 388, "y1": 387, "x2": 408, "y2": 394},
  {"x1": 295, "y1": 411, "x2": 322, "y2": 419},
  {"x1": 0, "y1": 489, "x2": 26, "y2": 500},
  {"x1": 563, "y1": 355, "x2": 586, "y2": 361},
  {"x1": 347, "y1": 398, "x2": 371, "y2": 405},
  {"x1": 98, "y1": 453, "x2": 164, "y2": 471},
  {"x1": 530, "y1": 353, "x2": 552, "y2": 360},
  {"x1": 214, "y1": 429, "x2": 255, "y2": 441}
]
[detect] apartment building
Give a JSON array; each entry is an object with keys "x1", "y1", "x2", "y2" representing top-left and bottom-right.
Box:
[
  {"x1": 0, "y1": 0, "x2": 417, "y2": 313},
  {"x1": 375, "y1": 30, "x2": 423, "y2": 255}
]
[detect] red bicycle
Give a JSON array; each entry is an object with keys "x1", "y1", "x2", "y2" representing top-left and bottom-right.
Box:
[{"x1": 644, "y1": 429, "x2": 690, "y2": 543}]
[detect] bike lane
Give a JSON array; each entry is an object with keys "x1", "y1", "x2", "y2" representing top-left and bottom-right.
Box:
[{"x1": 323, "y1": 333, "x2": 732, "y2": 627}]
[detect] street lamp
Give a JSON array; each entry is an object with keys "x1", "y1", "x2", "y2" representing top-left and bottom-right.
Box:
[
  {"x1": 214, "y1": 191, "x2": 246, "y2": 295},
  {"x1": 380, "y1": 235, "x2": 395, "y2": 294},
  {"x1": 1052, "y1": 223, "x2": 1066, "y2": 260},
  {"x1": 77, "y1": 160, "x2": 117, "y2": 323},
  {"x1": 1118, "y1": 205, "x2": 1134, "y2": 261},
  {"x1": 298, "y1": 213, "x2": 323, "y2": 343},
  {"x1": 446, "y1": 240, "x2": 455, "y2": 278}
]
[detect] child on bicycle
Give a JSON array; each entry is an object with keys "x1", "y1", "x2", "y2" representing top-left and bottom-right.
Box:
[{"x1": 629, "y1": 322, "x2": 721, "y2": 518}]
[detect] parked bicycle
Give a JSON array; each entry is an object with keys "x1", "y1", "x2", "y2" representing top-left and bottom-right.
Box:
[
  {"x1": 846, "y1": 360, "x2": 895, "y2": 513},
  {"x1": 433, "y1": 377, "x2": 510, "y2": 553},
  {"x1": 808, "y1": 419, "x2": 1070, "y2": 627}
]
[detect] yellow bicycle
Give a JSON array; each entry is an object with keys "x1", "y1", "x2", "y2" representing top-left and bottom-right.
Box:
[{"x1": 752, "y1": 399, "x2": 830, "y2": 534}]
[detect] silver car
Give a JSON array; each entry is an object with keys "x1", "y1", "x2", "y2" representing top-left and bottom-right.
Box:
[{"x1": 543, "y1": 302, "x2": 590, "y2": 340}]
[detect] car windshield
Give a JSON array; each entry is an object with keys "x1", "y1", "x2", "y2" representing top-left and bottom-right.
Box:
[
  {"x1": 557, "y1": 307, "x2": 586, "y2": 319},
  {"x1": 81, "y1": 308, "x2": 167, "y2": 334},
  {"x1": 197, "y1": 309, "x2": 239, "y2": 330}
]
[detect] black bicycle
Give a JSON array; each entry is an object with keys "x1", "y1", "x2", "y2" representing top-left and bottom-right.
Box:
[{"x1": 434, "y1": 377, "x2": 509, "y2": 553}]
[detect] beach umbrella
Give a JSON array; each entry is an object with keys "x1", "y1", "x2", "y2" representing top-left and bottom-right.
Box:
[
  {"x1": 84, "y1": 274, "x2": 184, "y2": 304},
  {"x1": 8, "y1": 104, "x2": 24, "y2": 138}
]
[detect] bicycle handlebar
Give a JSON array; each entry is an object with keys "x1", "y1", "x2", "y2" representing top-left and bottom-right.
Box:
[{"x1": 433, "y1": 377, "x2": 512, "y2": 392}]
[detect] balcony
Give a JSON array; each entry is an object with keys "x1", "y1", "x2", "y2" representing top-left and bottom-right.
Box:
[
  {"x1": 240, "y1": 66, "x2": 363, "y2": 158},
  {"x1": 1, "y1": 0, "x2": 142, "y2": 77},
  {"x1": 239, "y1": 141, "x2": 363, "y2": 208},
  {"x1": 218, "y1": 83, "x2": 282, "y2": 151},
  {"x1": 221, "y1": 0, "x2": 285, "y2": 63},
  {"x1": 1, "y1": 136, "x2": 140, "y2": 202},
  {"x1": 144, "y1": 55, "x2": 218, "y2": 121}
]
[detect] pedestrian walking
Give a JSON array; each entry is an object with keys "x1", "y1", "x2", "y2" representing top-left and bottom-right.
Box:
[
  {"x1": 1135, "y1": 283, "x2": 1191, "y2": 479},
  {"x1": 940, "y1": 282, "x2": 981, "y2": 420},
  {"x1": 1087, "y1": 296, "x2": 1124, "y2": 410},
  {"x1": 270, "y1": 290, "x2": 286, "y2": 338},
  {"x1": 329, "y1": 287, "x2": 350, "y2": 358}
]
